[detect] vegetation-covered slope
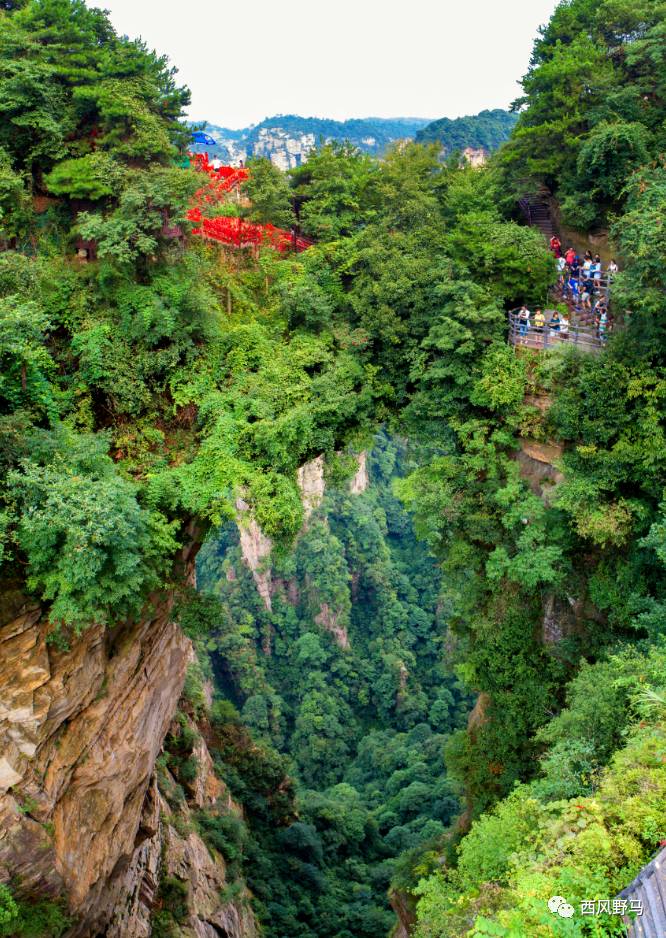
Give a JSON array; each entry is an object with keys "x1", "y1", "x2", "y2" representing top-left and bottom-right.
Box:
[
  {"x1": 189, "y1": 435, "x2": 469, "y2": 937},
  {"x1": 498, "y1": 0, "x2": 666, "y2": 229},
  {"x1": 1, "y1": 0, "x2": 666, "y2": 936},
  {"x1": 415, "y1": 109, "x2": 518, "y2": 154}
]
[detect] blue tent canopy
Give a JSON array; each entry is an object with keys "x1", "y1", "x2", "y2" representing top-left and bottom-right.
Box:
[{"x1": 191, "y1": 131, "x2": 217, "y2": 146}]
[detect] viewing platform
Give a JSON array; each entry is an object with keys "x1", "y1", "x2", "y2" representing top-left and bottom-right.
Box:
[{"x1": 508, "y1": 310, "x2": 605, "y2": 353}]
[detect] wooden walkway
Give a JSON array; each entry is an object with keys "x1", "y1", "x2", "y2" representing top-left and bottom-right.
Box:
[
  {"x1": 508, "y1": 310, "x2": 604, "y2": 353},
  {"x1": 619, "y1": 847, "x2": 666, "y2": 938}
]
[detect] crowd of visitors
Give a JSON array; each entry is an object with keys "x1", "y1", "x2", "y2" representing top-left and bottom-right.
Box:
[
  {"x1": 549, "y1": 236, "x2": 616, "y2": 340},
  {"x1": 514, "y1": 237, "x2": 615, "y2": 346}
]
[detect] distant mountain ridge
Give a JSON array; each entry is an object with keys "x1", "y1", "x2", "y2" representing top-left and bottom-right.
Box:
[
  {"x1": 191, "y1": 110, "x2": 518, "y2": 170},
  {"x1": 415, "y1": 108, "x2": 518, "y2": 155},
  {"x1": 192, "y1": 115, "x2": 431, "y2": 169}
]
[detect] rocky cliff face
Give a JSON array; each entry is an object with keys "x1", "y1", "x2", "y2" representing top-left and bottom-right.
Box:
[
  {"x1": 349, "y1": 451, "x2": 369, "y2": 495},
  {"x1": 200, "y1": 127, "x2": 316, "y2": 171},
  {"x1": 461, "y1": 147, "x2": 487, "y2": 167},
  {"x1": 252, "y1": 128, "x2": 316, "y2": 171},
  {"x1": 103, "y1": 724, "x2": 257, "y2": 938},
  {"x1": 193, "y1": 117, "x2": 431, "y2": 170},
  {"x1": 236, "y1": 454, "x2": 327, "y2": 614},
  {"x1": 389, "y1": 889, "x2": 416, "y2": 938},
  {"x1": 235, "y1": 453, "x2": 366, "y2": 650},
  {"x1": 0, "y1": 585, "x2": 258, "y2": 937},
  {"x1": 296, "y1": 454, "x2": 325, "y2": 523},
  {"x1": 236, "y1": 496, "x2": 274, "y2": 613},
  {"x1": 314, "y1": 603, "x2": 350, "y2": 651}
]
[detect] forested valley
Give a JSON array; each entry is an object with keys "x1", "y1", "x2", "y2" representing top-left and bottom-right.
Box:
[{"x1": 0, "y1": 1, "x2": 665, "y2": 937}]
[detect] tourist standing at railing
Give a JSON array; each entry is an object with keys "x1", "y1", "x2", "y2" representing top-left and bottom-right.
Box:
[
  {"x1": 534, "y1": 309, "x2": 545, "y2": 332},
  {"x1": 565, "y1": 246, "x2": 576, "y2": 266},
  {"x1": 608, "y1": 259, "x2": 618, "y2": 279},
  {"x1": 560, "y1": 314, "x2": 569, "y2": 338},
  {"x1": 550, "y1": 235, "x2": 562, "y2": 258},
  {"x1": 597, "y1": 310, "x2": 608, "y2": 343},
  {"x1": 518, "y1": 305, "x2": 531, "y2": 339},
  {"x1": 581, "y1": 275, "x2": 594, "y2": 310},
  {"x1": 566, "y1": 274, "x2": 579, "y2": 301},
  {"x1": 593, "y1": 299, "x2": 608, "y2": 328},
  {"x1": 549, "y1": 310, "x2": 561, "y2": 332}
]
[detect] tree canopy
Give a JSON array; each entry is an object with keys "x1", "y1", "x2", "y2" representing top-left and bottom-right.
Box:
[{"x1": 1, "y1": 1, "x2": 665, "y2": 936}]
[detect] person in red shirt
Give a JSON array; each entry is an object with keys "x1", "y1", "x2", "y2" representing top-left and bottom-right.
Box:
[
  {"x1": 550, "y1": 236, "x2": 562, "y2": 257},
  {"x1": 565, "y1": 246, "x2": 576, "y2": 266}
]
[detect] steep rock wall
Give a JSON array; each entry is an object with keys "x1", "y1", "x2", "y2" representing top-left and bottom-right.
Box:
[
  {"x1": 390, "y1": 889, "x2": 416, "y2": 938},
  {"x1": 0, "y1": 592, "x2": 189, "y2": 919},
  {"x1": 235, "y1": 452, "x2": 366, "y2": 648},
  {"x1": 314, "y1": 602, "x2": 350, "y2": 651},
  {"x1": 515, "y1": 438, "x2": 564, "y2": 503},
  {"x1": 103, "y1": 734, "x2": 256, "y2": 938},
  {"x1": 235, "y1": 454, "x2": 327, "y2": 613},
  {"x1": 236, "y1": 496, "x2": 274, "y2": 612},
  {"x1": 296, "y1": 454, "x2": 325, "y2": 524},
  {"x1": 349, "y1": 450, "x2": 369, "y2": 495},
  {"x1": 0, "y1": 586, "x2": 258, "y2": 937}
]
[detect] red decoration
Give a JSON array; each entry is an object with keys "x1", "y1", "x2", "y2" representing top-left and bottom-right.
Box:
[
  {"x1": 186, "y1": 212, "x2": 311, "y2": 253},
  {"x1": 190, "y1": 152, "x2": 250, "y2": 193},
  {"x1": 186, "y1": 152, "x2": 312, "y2": 254}
]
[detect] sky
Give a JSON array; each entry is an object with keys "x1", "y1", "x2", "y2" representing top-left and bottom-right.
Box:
[{"x1": 100, "y1": 0, "x2": 560, "y2": 129}]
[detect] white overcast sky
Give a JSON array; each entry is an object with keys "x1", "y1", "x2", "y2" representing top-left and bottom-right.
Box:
[{"x1": 99, "y1": 0, "x2": 560, "y2": 129}]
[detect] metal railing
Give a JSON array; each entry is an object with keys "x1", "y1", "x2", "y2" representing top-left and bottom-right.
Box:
[{"x1": 508, "y1": 310, "x2": 605, "y2": 353}]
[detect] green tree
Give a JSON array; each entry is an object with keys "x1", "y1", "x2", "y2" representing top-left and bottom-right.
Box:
[
  {"x1": 292, "y1": 142, "x2": 377, "y2": 240},
  {"x1": 44, "y1": 152, "x2": 121, "y2": 199},
  {"x1": 0, "y1": 295, "x2": 55, "y2": 416},
  {"x1": 7, "y1": 428, "x2": 178, "y2": 630},
  {"x1": 243, "y1": 156, "x2": 294, "y2": 228}
]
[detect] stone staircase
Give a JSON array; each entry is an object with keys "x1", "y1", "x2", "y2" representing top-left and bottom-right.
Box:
[{"x1": 518, "y1": 195, "x2": 555, "y2": 241}]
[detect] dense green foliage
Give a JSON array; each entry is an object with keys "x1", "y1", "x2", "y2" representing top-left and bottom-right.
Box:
[
  {"x1": 499, "y1": 0, "x2": 666, "y2": 228},
  {"x1": 0, "y1": 884, "x2": 70, "y2": 938},
  {"x1": 242, "y1": 157, "x2": 294, "y2": 228},
  {"x1": 2, "y1": 1, "x2": 665, "y2": 936},
  {"x1": 400, "y1": 1, "x2": 666, "y2": 934},
  {"x1": 413, "y1": 653, "x2": 666, "y2": 937},
  {"x1": 415, "y1": 109, "x2": 518, "y2": 154}
]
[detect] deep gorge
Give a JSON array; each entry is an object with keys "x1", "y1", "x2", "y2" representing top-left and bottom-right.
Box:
[{"x1": 1, "y1": 0, "x2": 666, "y2": 935}]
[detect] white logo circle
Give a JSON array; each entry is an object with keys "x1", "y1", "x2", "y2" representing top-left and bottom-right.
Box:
[
  {"x1": 548, "y1": 896, "x2": 565, "y2": 914},
  {"x1": 558, "y1": 902, "x2": 575, "y2": 918}
]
